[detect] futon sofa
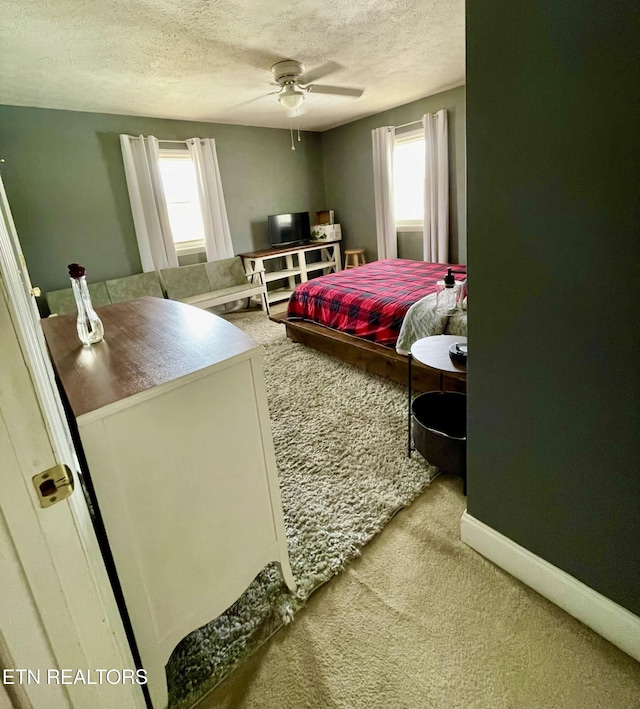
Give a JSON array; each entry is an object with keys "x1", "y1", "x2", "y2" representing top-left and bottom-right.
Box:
[
  {"x1": 46, "y1": 257, "x2": 267, "y2": 316},
  {"x1": 160, "y1": 258, "x2": 267, "y2": 313}
]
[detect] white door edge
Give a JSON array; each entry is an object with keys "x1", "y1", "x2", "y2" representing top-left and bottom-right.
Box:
[{"x1": 0, "y1": 175, "x2": 146, "y2": 709}]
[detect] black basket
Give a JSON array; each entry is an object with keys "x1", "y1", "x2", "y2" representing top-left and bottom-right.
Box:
[{"x1": 411, "y1": 391, "x2": 467, "y2": 479}]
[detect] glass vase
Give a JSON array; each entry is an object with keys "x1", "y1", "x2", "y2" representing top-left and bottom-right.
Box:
[{"x1": 70, "y1": 275, "x2": 104, "y2": 346}]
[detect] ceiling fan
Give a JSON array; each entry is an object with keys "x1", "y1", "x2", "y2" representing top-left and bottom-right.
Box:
[{"x1": 270, "y1": 59, "x2": 364, "y2": 113}]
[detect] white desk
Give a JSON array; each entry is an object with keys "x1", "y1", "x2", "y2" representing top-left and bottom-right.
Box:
[{"x1": 239, "y1": 241, "x2": 342, "y2": 307}]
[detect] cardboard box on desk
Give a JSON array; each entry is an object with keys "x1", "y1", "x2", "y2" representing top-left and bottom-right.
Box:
[
  {"x1": 315, "y1": 210, "x2": 334, "y2": 225},
  {"x1": 311, "y1": 224, "x2": 342, "y2": 242}
]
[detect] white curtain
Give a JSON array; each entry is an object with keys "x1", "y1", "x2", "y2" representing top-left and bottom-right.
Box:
[
  {"x1": 119, "y1": 134, "x2": 179, "y2": 272},
  {"x1": 422, "y1": 110, "x2": 449, "y2": 263},
  {"x1": 187, "y1": 138, "x2": 234, "y2": 260},
  {"x1": 371, "y1": 126, "x2": 397, "y2": 260}
]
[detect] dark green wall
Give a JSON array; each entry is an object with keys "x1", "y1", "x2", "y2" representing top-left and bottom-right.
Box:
[
  {"x1": 321, "y1": 85, "x2": 466, "y2": 264},
  {"x1": 466, "y1": 1, "x2": 640, "y2": 614},
  {"x1": 0, "y1": 106, "x2": 325, "y2": 294}
]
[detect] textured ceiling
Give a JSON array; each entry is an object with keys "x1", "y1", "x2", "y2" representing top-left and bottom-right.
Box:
[{"x1": 0, "y1": 0, "x2": 465, "y2": 131}]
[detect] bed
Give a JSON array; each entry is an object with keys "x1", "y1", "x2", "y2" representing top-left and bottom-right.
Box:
[
  {"x1": 395, "y1": 290, "x2": 467, "y2": 355},
  {"x1": 279, "y1": 258, "x2": 467, "y2": 392}
]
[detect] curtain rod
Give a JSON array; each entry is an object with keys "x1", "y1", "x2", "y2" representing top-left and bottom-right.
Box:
[
  {"x1": 394, "y1": 119, "x2": 423, "y2": 130},
  {"x1": 124, "y1": 135, "x2": 196, "y2": 144}
]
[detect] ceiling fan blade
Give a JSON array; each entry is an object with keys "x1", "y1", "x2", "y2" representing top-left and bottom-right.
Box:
[
  {"x1": 297, "y1": 61, "x2": 342, "y2": 85},
  {"x1": 228, "y1": 90, "x2": 279, "y2": 110},
  {"x1": 306, "y1": 84, "x2": 364, "y2": 98}
]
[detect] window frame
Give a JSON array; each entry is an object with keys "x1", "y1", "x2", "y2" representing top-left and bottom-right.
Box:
[
  {"x1": 158, "y1": 147, "x2": 206, "y2": 255},
  {"x1": 393, "y1": 127, "x2": 425, "y2": 232}
]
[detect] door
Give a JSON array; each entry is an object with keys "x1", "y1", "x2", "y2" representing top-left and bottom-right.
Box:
[{"x1": 0, "y1": 174, "x2": 146, "y2": 709}]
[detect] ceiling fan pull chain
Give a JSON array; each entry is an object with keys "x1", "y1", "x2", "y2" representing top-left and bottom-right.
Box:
[
  {"x1": 290, "y1": 123, "x2": 295, "y2": 151},
  {"x1": 297, "y1": 125, "x2": 301, "y2": 142}
]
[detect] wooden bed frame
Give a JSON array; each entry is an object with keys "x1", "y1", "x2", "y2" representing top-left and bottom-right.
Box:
[{"x1": 270, "y1": 312, "x2": 465, "y2": 394}]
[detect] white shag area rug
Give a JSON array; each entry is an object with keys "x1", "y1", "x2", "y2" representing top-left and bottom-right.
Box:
[{"x1": 166, "y1": 312, "x2": 435, "y2": 708}]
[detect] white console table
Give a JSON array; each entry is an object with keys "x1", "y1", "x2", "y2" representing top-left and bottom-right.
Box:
[
  {"x1": 42, "y1": 297, "x2": 295, "y2": 709},
  {"x1": 239, "y1": 240, "x2": 342, "y2": 308}
]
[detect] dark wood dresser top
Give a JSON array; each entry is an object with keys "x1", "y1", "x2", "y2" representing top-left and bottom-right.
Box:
[{"x1": 41, "y1": 297, "x2": 259, "y2": 418}]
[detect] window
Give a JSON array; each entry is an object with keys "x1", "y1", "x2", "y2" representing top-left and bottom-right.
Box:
[
  {"x1": 158, "y1": 150, "x2": 206, "y2": 254},
  {"x1": 394, "y1": 130, "x2": 424, "y2": 230}
]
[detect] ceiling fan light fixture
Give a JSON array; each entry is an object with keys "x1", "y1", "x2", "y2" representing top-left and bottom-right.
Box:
[{"x1": 278, "y1": 86, "x2": 305, "y2": 111}]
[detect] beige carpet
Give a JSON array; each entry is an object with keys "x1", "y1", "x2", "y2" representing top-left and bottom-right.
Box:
[
  {"x1": 167, "y1": 310, "x2": 438, "y2": 708},
  {"x1": 195, "y1": 473, "x2": 640, "y2": 709},
  {"x1": 187, "y1": 310, "x2": 640, "y2": 708}
]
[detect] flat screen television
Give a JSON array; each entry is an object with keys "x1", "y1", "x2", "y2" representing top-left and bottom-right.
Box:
[{"x1": 267, "y1": 212, "x2": 311, "y2": 248}]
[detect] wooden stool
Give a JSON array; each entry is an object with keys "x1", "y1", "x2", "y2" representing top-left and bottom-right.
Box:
[{"x1": 344, "y1": 249, "x2": 366, "y2": 269}]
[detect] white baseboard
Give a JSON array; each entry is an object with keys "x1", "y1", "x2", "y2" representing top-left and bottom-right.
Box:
[{"x1": 460, "y1": 511, "x2": 640, "y2": 663}]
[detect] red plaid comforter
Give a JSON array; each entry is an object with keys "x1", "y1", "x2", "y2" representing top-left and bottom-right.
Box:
[{"x1": 286, "y1": 259, "x2": 464, "y2": 348}]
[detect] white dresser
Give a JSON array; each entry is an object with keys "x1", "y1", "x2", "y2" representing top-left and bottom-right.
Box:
[{"x1": 42, "y1": 297, "x2": 295, "y2": 709}]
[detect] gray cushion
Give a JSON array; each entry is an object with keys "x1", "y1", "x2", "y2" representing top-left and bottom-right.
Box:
[
  {"x1": 204, "y1": 257, "x2": 248, "y2": 290},
  {"x1": 105, "y1": 272, "x2": 164, "y2": 303},
  {"x1": 47, "y1": 281, "x2": 111, "y2": 315},
  {"x1": 160, "y1": 263, "x2": 211, "y2": 301}
]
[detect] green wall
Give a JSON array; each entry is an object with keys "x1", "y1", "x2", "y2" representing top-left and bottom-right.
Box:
[
  {"x1": 466, "y1": 1, "x2": 640, "y2": 614},
  {"x1": 321, "y1": 85, "x2": 466, "y2": 264},
  {"x1": 0, "y1": 106, "x2": 325, "y2": 295},
  {"x1": 0, "y1": 90, "x2": 465, "y2": 302}
]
